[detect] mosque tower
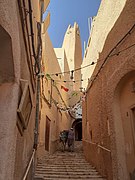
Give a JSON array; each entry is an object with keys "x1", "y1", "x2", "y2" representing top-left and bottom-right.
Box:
[{"x1": 62, "y1": 22, "x2": 83, "y2": 91}]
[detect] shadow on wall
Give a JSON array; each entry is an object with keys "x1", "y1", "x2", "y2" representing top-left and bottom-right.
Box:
[
  {"x1": 0, "y1": 25, "x2": 15, "y2": 84},
  {"x1": 113, "y1": 70, "x2": 135, "y2": 179}
]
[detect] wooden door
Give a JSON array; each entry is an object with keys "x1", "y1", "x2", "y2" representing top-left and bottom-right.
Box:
[
  {"x1": 131, "y1": 107, "x2": 135, "y2": 153},
  {"x1": 45, "y1": 116, "x2": 50, "y2": 151}
]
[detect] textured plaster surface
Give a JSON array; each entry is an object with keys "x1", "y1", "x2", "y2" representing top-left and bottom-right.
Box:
[
  {"x1": 82, "y1": 0, "x2": 135, "y2": 179},
  {"x1": 39, "y1": 23, "x2": 82, "y2": 155},
  {"x1": 39, "y1": 32, "x2": 72, "y2": 155},
  {"x1": 0, "y1": 0, "x2": 39, "y2": 179},
  {"x1": 81, "y1": 0, "x2": 127, "y2": 89}
]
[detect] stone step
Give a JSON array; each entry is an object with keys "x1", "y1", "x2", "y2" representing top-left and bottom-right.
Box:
[
  {"x1": 40, "y1": 157, "x2": 85, "y2": 159},
  {"x1": 40, "y1": 158, "x2": 85, "y2": 161},
  {"x1": 34, "y1": 178, "x2": 106, "y2": 180},
  {"x1": 34, "y1": 142, "x2": 106, "y2": 180},
  {"x1": 35, "y1": 168, "x2": 97, "y2": 172},
  {"x1": 43, "y1": 153, "x2": 84, "y2": 155},
  {"x1": 35, "y1": 174, "x2": 104, "y2": 179},
  {"x1": 41, "y1": 156, "x2": 85, "y2": 160},
  {"x1": 37, "y1": 162, "x2": 92, "y2": 166},
  {"x1": 40, "y1": 158, "x2": 86, "y2": 160},
  {"x1": 41, "y1": 159, "x2": 86, "y2": 161},
  {"x1": 36, "y1": 166, "x2": 95, "y2": 170},
  {"x1": 35, "y1": 170, "x2": 99, "y2": 175},
  {"x1": 39, "y1": 159, "x2": 90, "y2": 161},
  {"x1": 36, "y1": 165, "x2": 95, "y2": 169},
  {"x1": 38, "y1": 160, "x2": 92, "y2": 163},
  {"x1": 40, "y1": 159, "x2": 88, "y2": 163}
]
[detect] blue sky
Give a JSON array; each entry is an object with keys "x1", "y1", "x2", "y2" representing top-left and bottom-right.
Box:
[{"x1": 46, "y1": 0, "x2": 101, "y2": 56}]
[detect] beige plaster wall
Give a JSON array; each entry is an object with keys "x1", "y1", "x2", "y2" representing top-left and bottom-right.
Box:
[
  {"x1": 81, "y1": 0, "x2": 127, "y2": 89},
  {"x1": 39, "y1": 32, "x2": 72, "y2": 155},
  {"x1": 62, "y1": 24, "x2": 76, "y2": 70},
  {"x1": 0, "y1": 1, "x2": 21, "y2": 179},
  {"x1": 54, "y1": 48, "x2": 81, "y2": 109},
  {"x1": 54, "y1": 48, "x2": 65, "y2": 73},
  {"x1": 82, "y1": 0, "x2": 135, "y2": 179},
  {"x1": 0, "y1": 0, "x2": 41, "y2": 179},
  {"x1": 62, "y1": 22, "x2": 82, "y2": 91},
  {"x1": 39, "y1": 21, "x2": 82, "y2": 156},
  {"x1": 113, "y1": 71, "x2": 135, "y2": 178}
]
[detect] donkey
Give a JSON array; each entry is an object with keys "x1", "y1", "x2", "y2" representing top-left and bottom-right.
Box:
[{"x1": 59, "y1": 130, "x2": 69, "y2": 151}]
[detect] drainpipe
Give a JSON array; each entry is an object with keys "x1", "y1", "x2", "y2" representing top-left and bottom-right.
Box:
[
  {"x1": 32, "y1": 0, "x2": 50, "y2": 150},
  {"x1": 28, "y1": 0, "x2": 43, "y2": 149},
  {"x1": 33, "y1": 74, "x2": 40, "y2": 149}
]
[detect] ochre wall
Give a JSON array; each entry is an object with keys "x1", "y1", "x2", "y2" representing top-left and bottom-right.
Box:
[
  {"x1": 0, "y1": 0, "x2": 41, "y2": 179},
  {"x1": 82, "y1": 0, "x2": 135, "y2": 179},
  {"x1": 39, "y1": 32, "x2": 72, "y2": 155},
  {"x1": 62, "y1": 22, "x2": 82, "y2": 92},
  {"x1": 81, "y1": 0, "x2": 127, "y2": 89}
]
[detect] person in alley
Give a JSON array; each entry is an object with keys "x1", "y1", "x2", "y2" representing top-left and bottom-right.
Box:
[{"x1": 67, "y1": 128, "x2": 74, "y2": 152}]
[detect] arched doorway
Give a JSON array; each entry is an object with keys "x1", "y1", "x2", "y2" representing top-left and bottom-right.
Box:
[
  {"x1": 0, "y1": 25, "x2": 15, "y2": 179},
  {"x1": 0, "y1": 25, "x2": 14, "y2": 84},
  {"x1": 72, "y1": 119, "x2": 82, "y2": 141},
  {"x1": 113, "y1": 70, "x2": 135, "y2": 179}
]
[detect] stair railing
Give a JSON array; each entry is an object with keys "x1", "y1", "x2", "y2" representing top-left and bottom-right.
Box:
[
  {"x1": 83, "y1": 140, "x2": 111, "y2": 152},
  {"x1": 22, "y1": 149, "x2": 36, "y2": 180},
  {"x1": 98, "y1": 144, "x2": 111, "y2": 152}
]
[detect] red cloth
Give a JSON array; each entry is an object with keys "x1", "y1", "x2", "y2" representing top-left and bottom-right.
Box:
[{"x1": 61, "y1": 85, "x2": 69, "y2": 92}]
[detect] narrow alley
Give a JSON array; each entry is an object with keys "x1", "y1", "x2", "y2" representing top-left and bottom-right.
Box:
[
  {"x1": 0, "y1": 0, "x2": 135, "y2": 180},
  {"x1": 34, "y1": 141, "x2": 106, "y2": 180}
]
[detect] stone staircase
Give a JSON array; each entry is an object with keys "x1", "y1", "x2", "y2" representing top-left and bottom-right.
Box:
[{"x1": 34, "y1": 141, "x2": 106, "y2": 180}]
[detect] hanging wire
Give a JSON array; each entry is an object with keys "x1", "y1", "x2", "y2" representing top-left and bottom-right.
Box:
[
  {"x1": 43, "y1": 75, "x2": 83, "y2": 118},
  {"x1": 48, "y1": 40, "x2": 135, "y2": 77},
  {"x1": 87, "y1": 23, "x2": 135, "y2": 92},
  {"x1": 109, "y1": 43, "x2": 135, "y2": 57},
  {"x1": 50, "y1": 61, "x2": 97, "y2": 76},
  {"x1": 47, "y1": 36, "x2": 135, "y2": 78},
  {"x1": 53, "y1": 78, "x2": 87, "y2": 83}
]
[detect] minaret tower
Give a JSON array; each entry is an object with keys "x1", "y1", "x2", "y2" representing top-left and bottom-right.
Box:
[{"x1": 62, "y1": 22, "x2": 82, "y2": 91}]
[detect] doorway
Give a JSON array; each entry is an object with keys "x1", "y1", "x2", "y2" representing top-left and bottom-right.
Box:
[
  {"x1": 131, "y1": 107, "x2": 135, "y2": 154},
  {"x1": 75, "y1": 122, "x2": 82, "y2": 141},
  {"x1": 72, "y1": 119, "x2": 82, "y2": 141},
  {"x1": 45, "y1": 116, "x2": 50, "y2": 151},
  {"x1": 113, "y1": 71, "x2": 135, "y2": 179}
]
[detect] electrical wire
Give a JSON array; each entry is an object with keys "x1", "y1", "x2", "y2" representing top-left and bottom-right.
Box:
[
  {"x1": 47, "y1": 43, "x2": 135, "y2": 86},
  {"x1": 52, "y1": 79, "x2": 82, "y2": 119},
  {"x1": 48, "y1": 40, "x2": 135, "y2": 77},
  {"x1": 53, "y1": 78, "x2": 88, "y2": 83},
  {"x1": 87, "y1": 23, "x2": 135, "y2": 92},
  {"x1": 48, "y1": 38, "x2": 135, "y2": 78},
  {"x1": 50, "y1": 61, "x2": 97, "y2": 76},
  {"x1": 109, "y1": 43, "x2": 135, "y2": 57}
]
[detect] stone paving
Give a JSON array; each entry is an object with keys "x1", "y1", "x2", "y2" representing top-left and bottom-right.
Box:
[{"x1": 34, "y1": 141, "x2": 107, "y2": 180}]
